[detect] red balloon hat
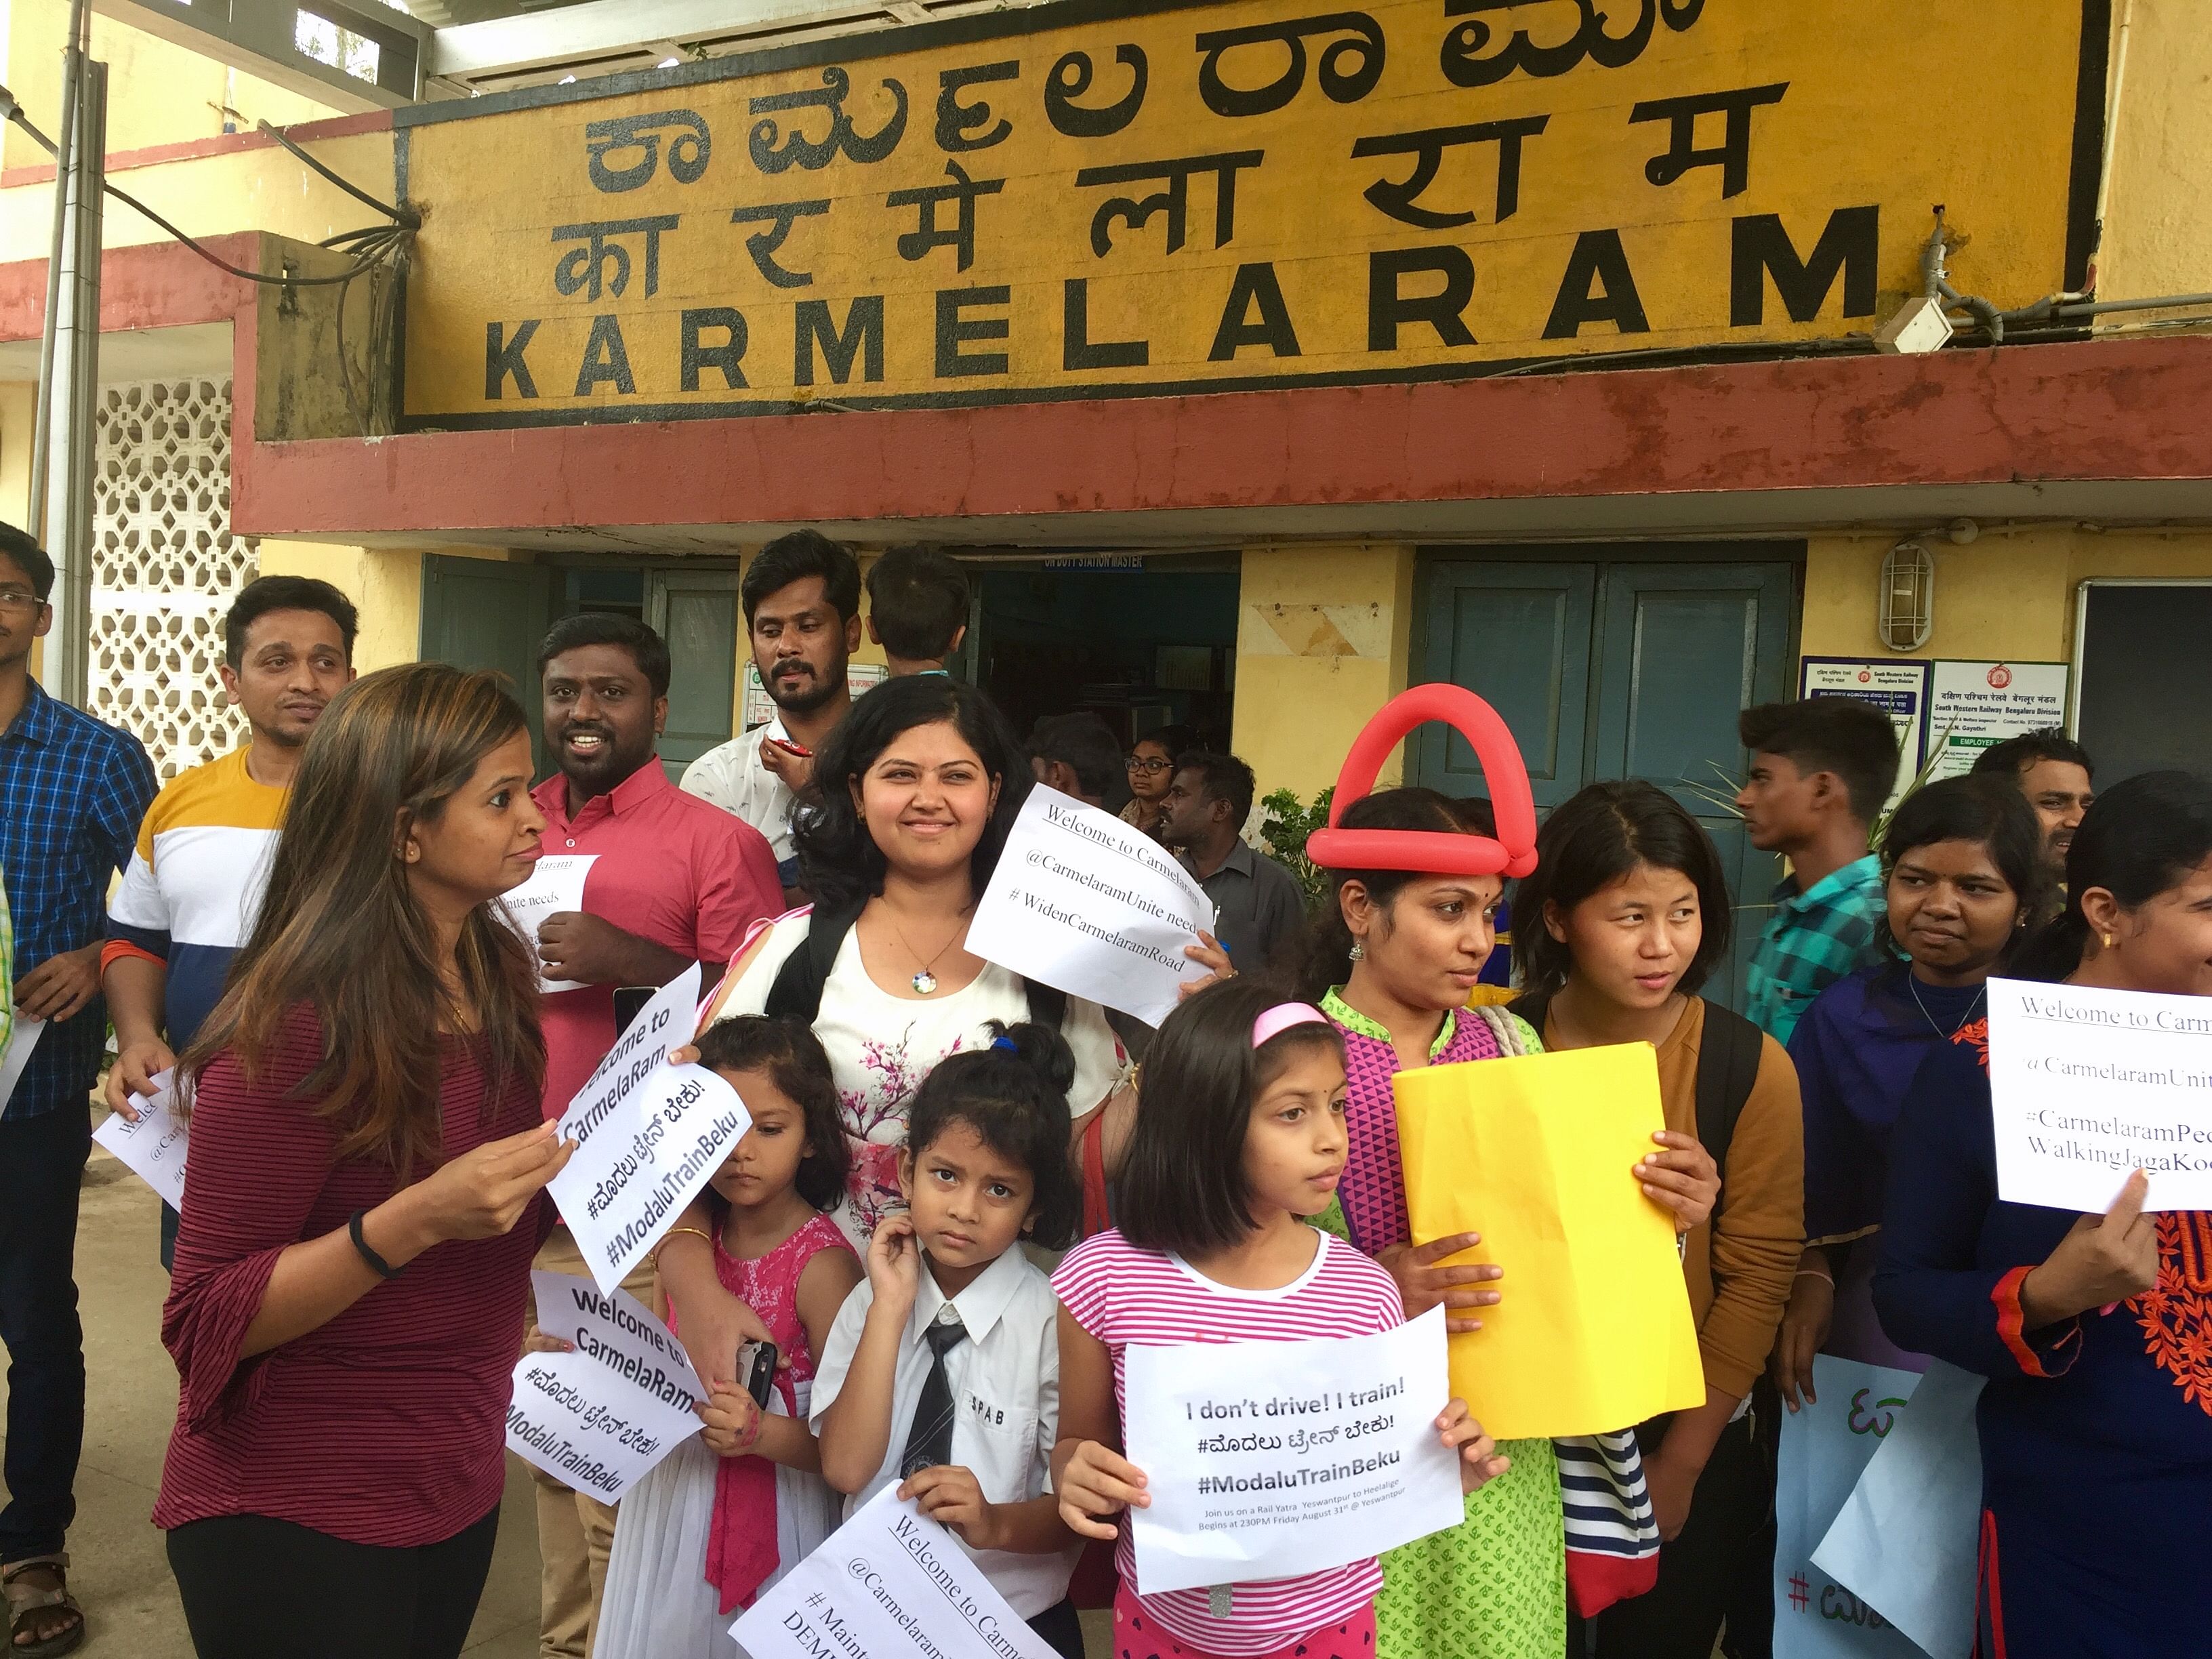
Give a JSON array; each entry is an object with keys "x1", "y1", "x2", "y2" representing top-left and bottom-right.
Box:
[{"x1": 1304, "y1": 683, "x2": 1538, "y2": 880}]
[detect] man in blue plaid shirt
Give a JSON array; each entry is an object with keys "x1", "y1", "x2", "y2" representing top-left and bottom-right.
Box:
[
  {"x1": 1735, "y1": 696, "x2": 1900, "y2": 1045},
  {"x1": 0, "y1": 523, "x2": 156, "y2": 1648}
]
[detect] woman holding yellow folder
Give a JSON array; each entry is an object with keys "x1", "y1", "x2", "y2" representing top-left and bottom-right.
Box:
[{"x1": 1509, "y1": 781, "x2": 1802, "y2": 1659}]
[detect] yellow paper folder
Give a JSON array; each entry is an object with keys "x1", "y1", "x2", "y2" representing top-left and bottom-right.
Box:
[{"x1": 1394, "y1": 1042, "x2": 1706, "y2": 1441}]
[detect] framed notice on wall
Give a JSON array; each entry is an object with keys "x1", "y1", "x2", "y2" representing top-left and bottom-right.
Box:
[
  {"x1": 1798, "y1": 657, "x2": 1930, "y2": 809},
  {"x1": 1925, "y1": 661, "x2": 2070, "y2": 782},
  {"x1": 2073, "y1": 581, "x2": 2212, "y2": 784}
]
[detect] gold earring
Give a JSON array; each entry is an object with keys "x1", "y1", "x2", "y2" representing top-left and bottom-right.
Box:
[{"x1": 2101, "y1": 933, "x2": 2114, "y2": 950}]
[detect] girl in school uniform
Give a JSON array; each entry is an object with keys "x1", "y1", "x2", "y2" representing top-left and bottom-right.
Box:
[
  {"x1": 593, "y1": 1016, "x2": 862, "y2": 1659},
  {"x1": 1053, "y1": 979, "x2": 1510, "y2": 1659},
  {"x1": 810, "y1": 1024, "x2": 1090, "y2": 1659}
]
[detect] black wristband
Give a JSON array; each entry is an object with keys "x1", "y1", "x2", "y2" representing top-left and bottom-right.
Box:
[{"x1": 348, "y1": 1209, "x2": 403, "y2": 1279}]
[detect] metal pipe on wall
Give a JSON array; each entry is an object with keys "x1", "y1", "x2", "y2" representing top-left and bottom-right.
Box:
[{"x1": 37, "y1": 4, "x2": 105, "y2": 708}]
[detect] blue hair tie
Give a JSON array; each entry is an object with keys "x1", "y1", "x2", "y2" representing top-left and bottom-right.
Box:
[{"x1": 991, "y1": 1036, "x2": 1019, "y2": 1053}]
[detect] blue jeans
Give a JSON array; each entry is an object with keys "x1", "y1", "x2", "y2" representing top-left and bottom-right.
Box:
[{"x1": 0, "y1": 1105, "x2": 91, "y2": 1564}]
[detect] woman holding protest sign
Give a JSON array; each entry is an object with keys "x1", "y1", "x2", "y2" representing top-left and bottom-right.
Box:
[
  {"x1": 1774, "y1": 775, "x2": 2047, "y2": 1397},
  {"x1": 692, "y1": 675, "x2": 1149, "y2": 1246},
  {"x1": 145, "y1": 665, "x2": 573, "y2": 1659},
  {"x1": 1507, "y1": 781, "x2": 1794, "y2": 1659},
  {"x1": 1874, "y1": 771, "x2": 2212, "y2": 1654}
]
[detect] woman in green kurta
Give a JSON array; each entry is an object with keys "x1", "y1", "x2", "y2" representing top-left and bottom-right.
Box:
[{"x1": 1303, "y1": 787, "x2": 1566, "y2": 1658}]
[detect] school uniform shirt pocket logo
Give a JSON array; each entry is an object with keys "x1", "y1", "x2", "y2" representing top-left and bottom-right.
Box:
[{"x1": 962, "y1": 1389, "x2": 1035, "y2": 1445}]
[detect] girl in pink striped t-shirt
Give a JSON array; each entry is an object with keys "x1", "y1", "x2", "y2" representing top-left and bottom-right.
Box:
[{"x1": 1050, "y1": 980, "x2": 1509, "y2": 1659}]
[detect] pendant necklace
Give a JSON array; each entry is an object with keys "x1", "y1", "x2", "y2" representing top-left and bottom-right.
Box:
[
  {"x1": 887, "y1": 910, "x2": 968, "y2": 996},
  {"x1": 1908, "y1": 975, "x2": 1985, "y2": 1040}
]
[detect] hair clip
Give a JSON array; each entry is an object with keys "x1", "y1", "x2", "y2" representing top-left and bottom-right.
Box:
[
  {"x1": 1252, "y1": 1003, "x2": 1329, "y2": 1048},
  {"x1": 991, "y1": 1034, "x2": 1019, "y2": 1053},
  {"x1": 1303, "y1": 683, "x2": 1538, "y2": 880}
]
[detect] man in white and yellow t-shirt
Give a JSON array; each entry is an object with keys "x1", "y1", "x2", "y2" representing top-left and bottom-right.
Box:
[{"x1": 102, "y1": 576, "x2": 357, "y2": 1265}]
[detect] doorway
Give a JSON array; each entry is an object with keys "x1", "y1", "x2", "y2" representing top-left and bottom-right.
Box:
[
  {"x1": 419, "y1": 555, "x2": 742, "y2": 783},
  {"x1": 961, "y1": 556, "x2": 1242, "y2": 753},
  {"x1": 1414, "y1": 548, "x2": 1803, "y2": 1009}
]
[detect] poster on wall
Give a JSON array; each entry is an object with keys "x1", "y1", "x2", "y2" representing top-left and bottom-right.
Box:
[
  {"x1": 1798, "y1": 659, "x2": 1931, "y2": 809},
  {"x1": 1924, "y1": 661, "x2": 2070, "y2": 781},
  {"x1": 741, "y1": 661, "x2": 886, "y2": 733}
]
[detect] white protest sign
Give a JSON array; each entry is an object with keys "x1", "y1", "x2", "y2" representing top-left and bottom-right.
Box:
[
  {"x1": 92, "y1": 1069, "x2": 189, "y2": 1210},
  {"x1": 731, "y1": 1486, "x2": 1059, "y2": 1659},
  {"x1": 0, "y1": 1015, "x2": 45, "y2": 1109},
  {"x1": 1774, "y1": 1355, "x2": 1926, "y2": 1659},
  {"x1": 548, "y1": 964, "x2": 754, "y2": 1293},
  {"x1": 499, "y1": 854, "x2": 598, "y2": 991},
  {"x1": 507, "y1": 1270, "x2": 705, "y2": 1502},
  {"x1": 1986, "y1": 977, "x2": 2212, "y2": 1212},
  {"x1": 968, "y1": 785, "x2": 1215, "y2": 1025},
  {"x1": 1925, "y1": 661, "x2": 2070, "y2": 783},
  {"x1": 1121, "y1": 1306, "x2": 1464, "y2": 1596},
  {"x1": 1814, "y1": 1360, "x2": 1984, "y2": 1659}
]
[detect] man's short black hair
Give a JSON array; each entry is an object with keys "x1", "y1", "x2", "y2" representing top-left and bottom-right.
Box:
[
  {"x1": 224, "y1": 575, "x2": 359, "y2": 668},
  {"x1": 536, "y1": 613, "x2": 672, "y2": 699},
  {"x1": 0, "y1": 523, "x2": 56, "y2": 601},
  {"x1": 1739, "y1": 697, "x2": 1901, "y2": 825},
  {"x1": 1973, "y1": 728, "x2": 2094, "y2": 784},
  {"x1": 865, "y1": 546, "x2": 970, "y2": 663},
  {"x1": 743, "y1": 529, "x2": 861, "y2": 625},
  {"x1": 1029, "y1": 712, "x2": 1122, "y2": 800},
  {"x1": 1175, "y1": 750, "x2": 1256, "y2": 827}
]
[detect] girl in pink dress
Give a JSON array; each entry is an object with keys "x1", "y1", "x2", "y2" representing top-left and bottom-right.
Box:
[{"x1": 595, "y1": 1017, "x2": 863, "y2": 1659}]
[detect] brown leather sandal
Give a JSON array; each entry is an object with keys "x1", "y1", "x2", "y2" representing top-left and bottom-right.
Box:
[{"x1": 3, "y1": 1555, "x2": 84, "y2": 1658}]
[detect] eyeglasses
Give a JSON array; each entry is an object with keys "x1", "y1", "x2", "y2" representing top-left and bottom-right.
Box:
[
  {"x1": 1126, "y1": 756, "x2": 1172, "y2": 775},
  {"x1": 0, "y1": 587, "x2": 43, "y2": 613}
]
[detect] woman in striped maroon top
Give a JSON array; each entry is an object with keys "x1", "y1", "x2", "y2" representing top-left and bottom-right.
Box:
[{"x1": 153, "y1": 664, "x2": 575, "y2": 1659}]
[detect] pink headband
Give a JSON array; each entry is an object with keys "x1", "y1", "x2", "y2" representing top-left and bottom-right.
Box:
[{"x1": 1252, "y1": 1002, "x2": 1329, "y2": 1048}]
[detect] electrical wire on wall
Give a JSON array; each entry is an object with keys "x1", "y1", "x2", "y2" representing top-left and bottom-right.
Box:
[{"x1": 0, "y1": 89, "x2": 415, "y2": 435}]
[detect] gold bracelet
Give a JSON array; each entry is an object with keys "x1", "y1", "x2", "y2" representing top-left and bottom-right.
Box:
[{"x1": 650, "y1": 1225, "x2": 716, "y2": 1265}]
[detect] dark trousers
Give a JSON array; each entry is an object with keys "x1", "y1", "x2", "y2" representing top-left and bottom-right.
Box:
[
  {"x1": 161, "y1": 1200, "x2": 180, "y2": 1271},
  {"x1": 1027, "y1": 1595, "x2": 1086, "y2": 1659},
  {"x1": 167, "y1": 1507, "x2": 501, "y2": 1659},
  {"x1": 0, "y1": 1106, "x2": 91, "y2": 1565},
  {"x1": 1568, "y1": 1404, "x2": 1773, "y2": 1659}
]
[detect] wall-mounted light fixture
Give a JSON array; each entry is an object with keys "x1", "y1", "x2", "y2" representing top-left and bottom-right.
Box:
[{"x1": 1879, "y1": 539, "x2": 1935, "y2": 651}]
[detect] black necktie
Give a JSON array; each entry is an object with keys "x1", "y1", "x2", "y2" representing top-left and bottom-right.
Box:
[{"x1": 899, "y1": 1311, "x2": 968, "y2": 1477}]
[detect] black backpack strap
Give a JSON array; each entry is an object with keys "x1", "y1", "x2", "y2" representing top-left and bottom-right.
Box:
[
  {"x1": 763, "y1": 895, "x2": 1069, "y2": 1034},
  {"x1": 1505, "y1": 989, "x2": 1552, "y2": 1037},
  {"x1": 762, "y1": 897, "x2": 868, "y2": 1023},
  {"x1": 1694, "y1": 1000, "x2": 1766, "y2": 1179}
]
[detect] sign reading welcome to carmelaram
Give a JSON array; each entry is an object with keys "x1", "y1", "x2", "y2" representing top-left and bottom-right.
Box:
[{"x1": 396, "y1": 0, "x2": 2095, "y2": 425}]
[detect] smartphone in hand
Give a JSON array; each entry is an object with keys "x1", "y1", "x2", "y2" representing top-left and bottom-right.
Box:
[{"x1": 739, "y1": 1340, "x2": 779, "y2": 1410}]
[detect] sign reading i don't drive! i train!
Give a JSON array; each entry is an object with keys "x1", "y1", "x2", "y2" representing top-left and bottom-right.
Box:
[{"x1": 394, "y1": 0, "x2": 2099, "y2": 425}]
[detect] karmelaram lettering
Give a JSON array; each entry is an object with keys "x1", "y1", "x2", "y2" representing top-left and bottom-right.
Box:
[{"x1": 1022, "y1": 848, "x2": 1180, "y2": 923}]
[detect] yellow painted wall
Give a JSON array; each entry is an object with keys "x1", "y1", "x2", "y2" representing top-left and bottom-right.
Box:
[
  {"x1": 2093, "y1": 0, "x2": 2212, "y2": 307},
  {"x1": 1801, "y1": 525, "x2": 2212, "y2": 668},
  {"x1": 1233, "y1": 543, "x2": 1415, "y2": 804},
  {"x1": 1, "y1": 3, "x2": 340, "y2": 173}
]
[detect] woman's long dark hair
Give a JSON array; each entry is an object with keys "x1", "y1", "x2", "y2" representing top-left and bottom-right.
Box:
[
  {"x1": 181, "y1": 664, "x2": 546, "y2": 1174},
  {"x1": 1876, "y1": 776, "x2": 2049, "y2": 960},
  {"x1": 2013, "y1": 771, "x2": 2212, "y2": 981},
  {"x1": 1513, "y1": 781, "x2": 1735, "y2": 1000},
  {"x1": 1300, "y1": 787, "x2": 1469, "y2": 1000},
  {"x1": 794, "y1": 675, "x2": 1032, "y2": 910}
]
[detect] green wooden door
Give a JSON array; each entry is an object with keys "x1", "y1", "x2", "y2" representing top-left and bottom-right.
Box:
[
  {"x1": 1416, "y1": 552, "x2": 1800, "y2": 1011},
  {"x1": 419, "y1": 554, "x2": 557, "y2": 775},
  {"x1": 647, "y1": 570, "x2": 741, "y2": 784}
]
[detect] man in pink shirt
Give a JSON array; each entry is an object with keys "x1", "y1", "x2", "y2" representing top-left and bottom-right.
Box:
[{"x1": 523, "y1": 613, "x2": 780, "y2": 1659}]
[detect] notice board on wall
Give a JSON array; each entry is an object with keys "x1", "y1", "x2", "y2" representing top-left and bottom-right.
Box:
[{"x1": 2074, "y1": 582, "x2": 2212, "y2": 784}]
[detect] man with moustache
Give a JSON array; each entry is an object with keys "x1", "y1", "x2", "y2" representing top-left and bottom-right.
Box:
[
  {"x1": 0, "y1": 523, "x2": 157, "y2": 1655},
  {"x1": 104, "y1": 576, "x2": 360, "y2": 1267},
  {"x1": 1972, "y1": 728, "x2": 2096, "y2": 891},
  {"x1": 681, "y1": 530, "x2": 862, "y2": 896},
  {"x1": 523, "y1": 612, "x2": 779, "y2": 1659}
]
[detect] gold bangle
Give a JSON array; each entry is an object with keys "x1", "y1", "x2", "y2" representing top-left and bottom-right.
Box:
[{"x1": 650, "y1": 1225, "x2": 716, "y2": 1265}]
